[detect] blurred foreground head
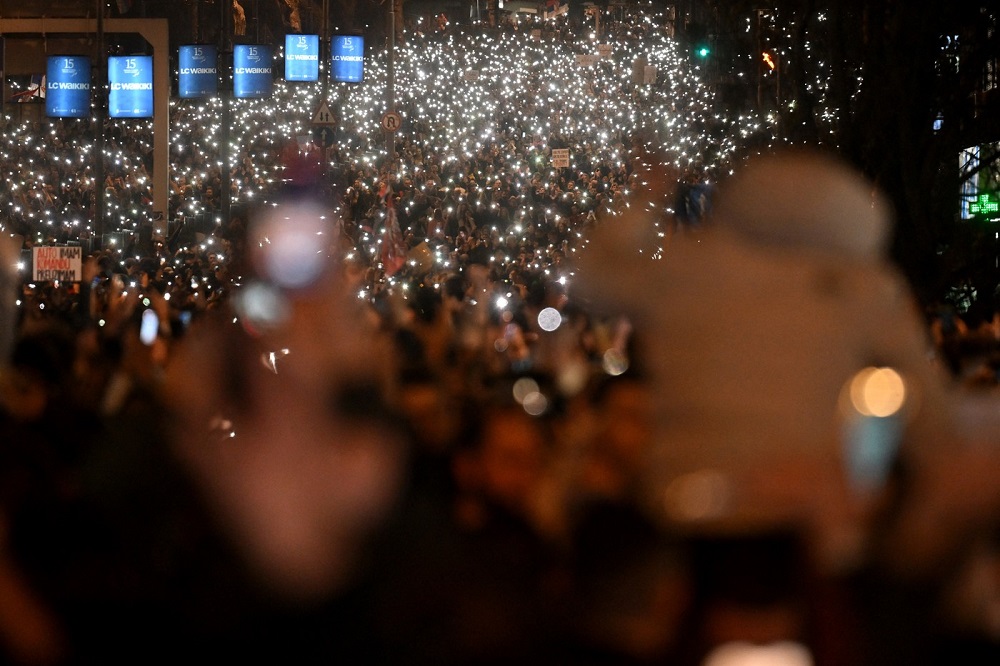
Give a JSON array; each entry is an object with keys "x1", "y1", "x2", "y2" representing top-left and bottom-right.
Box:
[
  {"x1": 165, "y1": 193, "x2": 405, "y2": 600},
  {"x1": 711, "y1": 149, "x2": 893, "y2": 260},
  {"x1": 574, "y1": 148, "x2": 955, "y2": 540}
]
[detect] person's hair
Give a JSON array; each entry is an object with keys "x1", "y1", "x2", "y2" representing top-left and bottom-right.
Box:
[{"x1": 711, "y1": 149, "x2": 892, "y2": 259}]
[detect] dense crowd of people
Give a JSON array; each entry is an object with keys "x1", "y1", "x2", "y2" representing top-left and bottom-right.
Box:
[
  {"x1": 3, "y1": 4, "x2": 732, "y2": 281},
  {"x1": 3, "y1": 9, "x2": 1000, "y2": 666}
]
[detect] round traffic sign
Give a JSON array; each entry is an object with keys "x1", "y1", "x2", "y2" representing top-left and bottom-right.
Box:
[
  {"x1": 313, "y1": 125, "x2": 335, "y2": 148},
  {"x1": 381, "y1": 110, "x2": 402, "y2": 133}
]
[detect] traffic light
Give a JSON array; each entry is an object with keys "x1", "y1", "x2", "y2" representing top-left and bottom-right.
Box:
[{"x1": 687, "y1": 22, "x2": 711, "y2": 61}]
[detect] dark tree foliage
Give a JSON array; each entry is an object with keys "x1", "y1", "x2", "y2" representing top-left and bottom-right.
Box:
[
  {"x1": 841, "y1": 1, "x2": 1000, "y2": 317},
  {"x1": 703, "y1": 0, "x2": 1000, "y2": 315}
]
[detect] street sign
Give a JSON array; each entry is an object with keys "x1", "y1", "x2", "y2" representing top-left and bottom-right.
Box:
[
  {"x1": 285, "y1": 34, "x2": 320, "y2": 82},
  {"x1": 178, "y1": 45, "x2": 218, "y2": 99},
  {"x1": 970, "y1": 193, "x2": 1000, "y2": 217},
  {"x1": 331, "y1": 35, "x2": 365, "y2": 83},
  {"x1": 108, "y1": 55, "x2": 154, "y2": 118},
  {"x1": 233, "y1": 44, "x2": 273, "y2": 98},
  {"x1": 313, "y1": 100, "x2": 336, "y2": 126},
  {"x1": 313, "y1": 125, "x2": 335, "y2": 148},
  {"x1": 381, "y1": 110, "x2": 402, "y2": 133},
  {"x1": 46, "y1": 56, "x2": 91, "y2": 118}
]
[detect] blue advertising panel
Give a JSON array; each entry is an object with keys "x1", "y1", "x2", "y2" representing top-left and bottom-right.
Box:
[
  {"x1": 285, "y1": 34, "x2": 320, "y2": 82},
  {"x1": 331, "y1": 36, "x2": 364, "y2": 83},
  {"x1": 178, "y1": 45, "x2": 218, "y2": 98},
  {"x1": 45, "y1": 56, "x2": 91, "y2": 118},
  {"x1": 108, "y1": 55, "x2": 154, "y2": 118},
  {"x1": 233, "y1": 44, "x2": 273, "y2": 98}
]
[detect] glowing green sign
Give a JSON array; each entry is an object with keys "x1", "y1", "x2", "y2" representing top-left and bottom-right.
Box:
[{"x1": 970, "y1": 193, "x2": 1000, "y2": 216}]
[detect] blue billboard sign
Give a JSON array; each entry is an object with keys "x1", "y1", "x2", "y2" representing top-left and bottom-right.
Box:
[
  {"x1": 285, "y1": 34, "x2": 320, "y2": 82},
  {"x1": 233, "y1": 44, "x2": 273, "y2": 98},
  {"x1": 178, "y1": 45, "x2": 218, "y2": 98},
  {"x1": 45, "y1": 56, "x2": 91, "y2": 118},
  {"x1": 331, "y1": 36, "x2": 364, "y2": 83},
  {"x1": 108, "y1": 55, "x2": 154, "y2": 118}
]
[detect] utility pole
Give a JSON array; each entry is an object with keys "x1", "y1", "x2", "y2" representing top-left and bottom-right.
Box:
[
  {"x1": 220, "y1": 0, "x2": 232, "y2": 225},
  {"x1": 386, "y1": 0, "x2": 397, "y2": 160},
  {"x1": 756, "y1": 8, "x2": 763, "y2": 109},
  {"x1": 95, "y1": 0, "x2": 106, "y2": 245},
  {"x1": 322, "y1": 0, "x2": 329, "y2": 99},
  {"x1": 193, "y1": 0, "x2": 200, "y2": 43},
  {"x1": 321, "y1": 0, "x2": 333, "y2": 177}
]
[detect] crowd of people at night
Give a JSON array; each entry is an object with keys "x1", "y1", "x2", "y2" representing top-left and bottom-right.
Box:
[{"x1": 3, "y1": 8, "x2": 1000, "y2": 666}]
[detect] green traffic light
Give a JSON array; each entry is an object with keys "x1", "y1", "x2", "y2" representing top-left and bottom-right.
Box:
[{"x1": 696, "y1": 46, "x2": 710, "y2": 58}]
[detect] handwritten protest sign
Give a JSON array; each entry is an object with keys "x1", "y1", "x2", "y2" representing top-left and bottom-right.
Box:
[
  {"x1": 552, "y1": 148, "x2": 570, "y2": 168},
  {"x1": 32, "y1": 246, "x2": 82, "y2": 282}
]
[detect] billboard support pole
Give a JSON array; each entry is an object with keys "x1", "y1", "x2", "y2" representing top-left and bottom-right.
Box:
[
  {"x1": 322, "y1": 0, "x2": 332, "y2": 177},
  {"x1": 322, "y1": 0, "x2": 330, "y2": 99},
  {"x1": 95, "y1": 0, "x2": 106, "y2": 243},
  {"x1": 220, "y1": 0, "x2": 232, "y2": 225},
  {"x1": 386, "y1": 0, "x2": 396, "y2": 160}
]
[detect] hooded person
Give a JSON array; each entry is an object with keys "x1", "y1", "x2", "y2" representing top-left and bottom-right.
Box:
[
  {"x1": 572, "y1": 149, "x2": 967, "y2": 572},
  {"x1": 570, "y1": 149, "x2": 1000, "y2": 665}
]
